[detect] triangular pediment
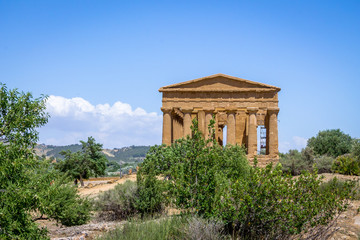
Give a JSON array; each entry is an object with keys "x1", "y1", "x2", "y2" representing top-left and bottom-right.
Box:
[{"x1": 159, "y1": 74, "x2": 280, "y2": 92}]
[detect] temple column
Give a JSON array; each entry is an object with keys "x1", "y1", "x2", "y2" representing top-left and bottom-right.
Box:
[
  {"x1": 172, "y1": 116, "x2": 183, "y2": 141},
  {"x1": 197, "y1": 110, "x2": 206, "y2": 137},
  {"x1": 267, "y1": 108, "x2": 279, "y2": 158},
  {"x1": 217, "y1": 125, "x2": 224, "y2": 145},
  {"x1": 161, "y1": 108, "x2": 172, "y2": 145},
  {"x1": 226, "y1": 110, "x2": 236, "y2": 145},
  {"x1": 235, "y1": 110, "x2": 246, "y2": 146},
  {"x1": 183, "y1": 109, "x2": 193, "y2": 138},
  {"x1": 247, "y1": 107, "x2": 258, "y2": 156},
  {"x1": 204, "y1": 109, "x2": 213, "y2": 140}
]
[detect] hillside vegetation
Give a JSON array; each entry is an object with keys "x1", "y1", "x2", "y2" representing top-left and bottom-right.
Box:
[{"x1": 35, "y1": 144, "x2": 150, "y2": 163}]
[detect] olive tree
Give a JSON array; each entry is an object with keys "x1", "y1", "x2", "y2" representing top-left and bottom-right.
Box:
[{"x1": 56, "y1": 136, "x2": 108, "y2": 186}]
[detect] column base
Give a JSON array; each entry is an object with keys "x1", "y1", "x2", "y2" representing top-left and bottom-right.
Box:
[{"x1": 247, "y1": 155, "x2": 279, "y2": 168}]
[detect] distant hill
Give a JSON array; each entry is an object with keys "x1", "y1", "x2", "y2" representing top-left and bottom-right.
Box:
[{"x1": 35, "y1": 144, "x2": 151, "y2": 164}]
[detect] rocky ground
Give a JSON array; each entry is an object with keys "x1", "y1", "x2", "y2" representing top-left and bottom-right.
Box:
[{"x1": 37, "y1": 173, "x2": 360, "y2": 240}]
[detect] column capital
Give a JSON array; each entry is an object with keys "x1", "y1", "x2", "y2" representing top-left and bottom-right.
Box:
[
  {"x1": 267, "y1": 107, "x2": 279, "y2": 114},
  {"x1": 214, "y1": 107, "x2": 225, "y2": 113},
  {"x1": 181, "y1": 108, "x2": 193, "y2": 113},
  {"x1": 247, "y1": 107, "x2": 259, "y2": 114},
  {"x1": 236, "y1": 109, "x2": 247, "y2": 115},
  {"x1": 226, "y1": 108, "x2": 237, "y2": 113},
  {"x1": 203, "y1": 107, "x2": 214, "y2": 112},
  {"x1": 161, "y1": 107, "x2": 172, "y2": 113}
]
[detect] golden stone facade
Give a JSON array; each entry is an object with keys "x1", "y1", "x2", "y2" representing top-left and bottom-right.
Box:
[{"x1": 159, "y1": 74, "x2": 280, "y2": 164}]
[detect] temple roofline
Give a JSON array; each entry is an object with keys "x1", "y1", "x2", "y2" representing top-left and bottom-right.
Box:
[{"x1": 159, "y1": 73, "x2": 281, "y2": 92}]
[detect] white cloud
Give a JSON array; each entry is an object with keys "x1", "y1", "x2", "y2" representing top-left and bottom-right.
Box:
[
  {"x1": 279, "y1": 136, "x2": 308, "y2": 153},
  {"x1": 292, "y1": 136, "x2": 307, "y2": 149},
  {"x1": 39, "y1": 95, "x2": 162, "y2": 148}
]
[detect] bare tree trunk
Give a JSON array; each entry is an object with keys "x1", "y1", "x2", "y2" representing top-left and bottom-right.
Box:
[{"x1": 80, "y1": 176, "x2": 84, "y2": 187}]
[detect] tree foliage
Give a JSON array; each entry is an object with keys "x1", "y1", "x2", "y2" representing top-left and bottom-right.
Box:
[
  {"x1": 0, "y1": 84, "x2": 49, "y2": 239},
  {"x1": 56, "y1": 136, "x2": 107, "y2": 186},
  {"x1": 217, "y1": 163, "x2": 355, "y2": 239},
  {"x1": 307, "y1": 129, "x2": 353, "y2": 158},
  {"x1": 280, "y1": 147, "x2": 335, "y2": 175},
  {"x1": 0, "y1": 84, "x2": 91, "y2": 239},
  {"x1": 137, "y1": 120, "x2": 353, "y2": 239},
  {"x1": 138, "y1": 119, "x2": 250, "y2": 218}
]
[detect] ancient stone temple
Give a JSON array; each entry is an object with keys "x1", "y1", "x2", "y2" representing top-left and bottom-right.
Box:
[{"x1": 159, "y1": 73, "x2": 280, "y2": 163}]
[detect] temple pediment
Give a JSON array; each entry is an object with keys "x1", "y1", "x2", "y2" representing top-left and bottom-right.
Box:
[{"x1": 159, "y1": 73, "x2": 280, "y2": 92}]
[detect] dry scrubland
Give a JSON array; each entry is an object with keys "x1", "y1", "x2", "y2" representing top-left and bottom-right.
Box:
[
  {"x1": 37, "y1": 173, "x2": 360, "y2": 240},
  {"x1": 37, "y1": 175, "x2": 137, "y2": 239}
]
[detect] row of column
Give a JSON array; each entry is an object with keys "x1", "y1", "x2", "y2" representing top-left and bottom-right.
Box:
[{"x1": 161, "y1": 107, "x2": 279, "y2": 157}]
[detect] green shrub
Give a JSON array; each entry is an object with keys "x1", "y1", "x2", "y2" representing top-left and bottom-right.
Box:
[
  {"x1": 40, "y1": 182, "x2": 92, "y2": 226},
  {"x1": 332, "y1": 155, "x2": 360, "y2": 176},
  {"x1": 280, "y1": 148, "x2": 334, "y2": 175},
  {"x1": 352, "y1": 139, "x2": 360, "y2": 161},
  {"x1": 279, "y1": 147, "x2": 316, "y2": 175},
  {"x1": 280, "y1": 149, "x2": 308, "y2": 175},
  {"x1": 215, "y1": 163, "x2": 353, "y2": 239},
  {"x1": 136, "y1": 168, "x2": 166, "y2": 217},
  {"x1": 97, "y1": 216, "x2": 225, "y2": 240},
  {"x1": 138, "y1": 120, "x2": 352, "y2": 239},
  {"x1": 138, "y1": 118, "x2": 250, "y2": 217},
  {"x1": 320, "y1": 177, "x2": 358, "y2": 199},
  {"x1": 96, "y1": 216, "x2": 188, "y2": 240},
  {"x1": 314, "y1": 155, "x2": 335, "y2": 174},
  {"x1": 94, "y1": 180, "x2": 138, "y2": 220}
]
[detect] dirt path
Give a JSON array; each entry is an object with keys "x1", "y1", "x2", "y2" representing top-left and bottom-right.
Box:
[{"x1": 79, "y1": 174, "x2": 137, "y2": 198}]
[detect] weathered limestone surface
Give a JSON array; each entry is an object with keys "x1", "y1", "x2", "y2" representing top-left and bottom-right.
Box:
[{"x1": 159, "y1": 73, "x2": 281, "y2": 163}]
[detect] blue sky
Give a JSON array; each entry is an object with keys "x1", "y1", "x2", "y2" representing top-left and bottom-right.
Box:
[{"x1": 1, "y1": 1, "x2": 359, "y2": 152}]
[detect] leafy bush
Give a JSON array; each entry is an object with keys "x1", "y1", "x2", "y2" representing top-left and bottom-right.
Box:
[
  {"x1": 332, "y1": 155, "x2": 360, "y2": 176},
  {"x1": 215, "y1": 163, "x2": 353, "y2": 239},
  {"x1": 137, "y1": 120, "x2": 353, "y2": 239},
  {"x1": 280, "y1": 149, "x2": 308, "y2": 175},
  {"x1": 94, "y1": 180, "x2": 138, "y2": 220},
  {"x1": 320, "y1": 177, "x2": 358, "y2": 200},
  {"x1": 97, "y1": 216, "x2": 225, "y2": 240},
  {"x1": 136, "y1": 168, "x2": 166, "y2": 217},
  {"x1": 307, "y1": 129, "x2": 353, "y2": 158},
  {"x1": 138, "y1": 119, "x2": 250, "y2": 217},
  {"x1": 40, "y1": 182, "x2": 92, "y2": 226},
  {"x1": 314, "y1": 155, "x2": 335, "y2": 174},
  {"x1": 95, "y1": 176, "x2": 165, "y2": 220},
  {"x1": 96, "y1": 216, "x2": 188, "y2": 240},
  {"x1": 280, "y1": 147, "x2": 315, "y2": 175},
  {"x1": 280, "y1": 147, "x2": 334, "y2": 175},
  {"x1": 26, "y1": 159, "x2": 91, "y2": 227},
  {"x1": 352, "y1": 139, "x2": 360, "y2": 161}
]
